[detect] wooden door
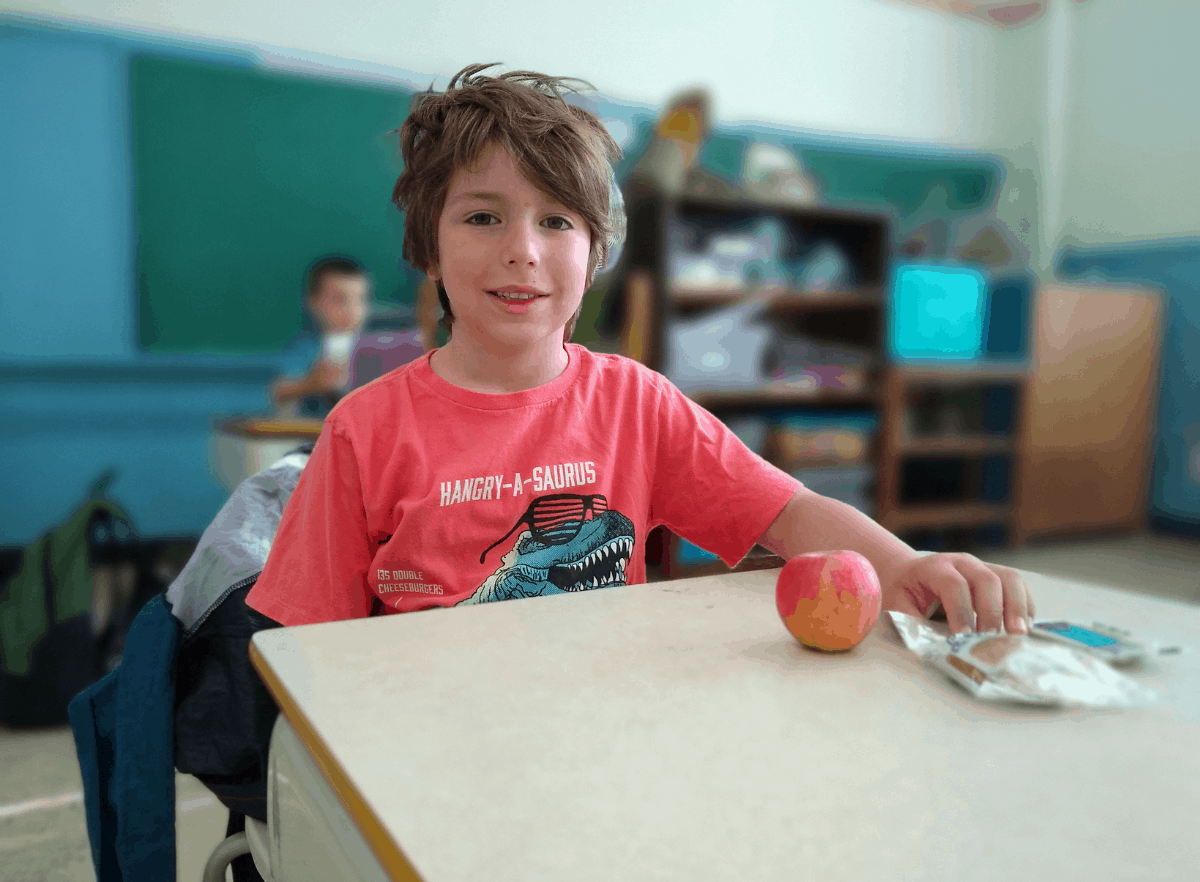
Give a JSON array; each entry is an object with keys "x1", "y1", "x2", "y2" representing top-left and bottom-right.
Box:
[{"x1": 1016, "y1": 283, "x2": 1164, "y2": 541}]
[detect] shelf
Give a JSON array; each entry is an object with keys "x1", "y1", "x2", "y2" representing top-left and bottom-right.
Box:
[
  {"x1": 691, "y1": 384, "x2": 879, "y2": 409},
  {"x1": 894, "y1": 434, "x2": 1016, "y2": 455},
  {"x1": 788, "y1": 459, "x2": 875, "y2": 473},
  {"x1": 877, "y1": 502, "x2": 1012, "y2": 532},
  {"x1": 672, "y1": 193, "x2": 891, "y2": 227},
  {"x1": 886, "y1": 363, "x2": 1030, "y2": 383},
  {"x1": 669, "y1": 286, "x2": 884, "y2": 311}
]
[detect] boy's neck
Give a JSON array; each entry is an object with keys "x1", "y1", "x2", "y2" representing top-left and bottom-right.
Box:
[{"x1": 431, "y1": 336, "x2": 570, "y2": 394}]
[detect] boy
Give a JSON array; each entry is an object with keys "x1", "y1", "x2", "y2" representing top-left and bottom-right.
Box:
[
  {"x1": 270, "y1": 257, "x2": 370, "y2": 418},
  {"x1": 247, "y1": 64, "x2": 1034, "y2": 637}
]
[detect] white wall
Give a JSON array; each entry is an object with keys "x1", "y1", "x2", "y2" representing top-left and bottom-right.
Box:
[
  {"x1": 5, "y1": 0, "x2": 1000, "y2": 144},
  {"x1": 952, "y1": 0, "x2": 1200, "y2": 269},
  {"x1": 1054, "y1": 0, "x2": 1200, "y2": 248},
  {"x1": 970, "y1": 19, "x2": 1047, "y2": 271},
  {"x1": 973, "y1": 0, "x2": 1200, "y2": 265},
  {"x1": 14, "y1": 0, "x2": 1196, "y2": 254},
  {"x1": 33, "y1": 0, "x2": 1200, "y2": 260}
]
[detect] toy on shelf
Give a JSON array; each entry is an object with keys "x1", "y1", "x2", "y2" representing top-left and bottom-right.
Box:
[
  {"x1": 791, "y1": 241, "x2": 853, "y2": 294},
  {"x1": 667, "y1": 215, "x2": 791, "y2": 294},
  {"x1": 766, "y1": 410, "x2": 878, "y2": 472},
  {"x1": 741, "y1": 141, "x2": 821, "y2": 207},
  {"x1": 763, "y1": 333, "x2": 873, "y2": 394}
]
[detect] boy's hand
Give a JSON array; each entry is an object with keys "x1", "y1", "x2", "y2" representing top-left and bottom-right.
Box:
[
  {"x1": 760, "y1": 490, "x2": 1037, "y2": 636},
  {"x1": 883, "y1": 552, "x2": 1035, "y2": 635},
  {"x1": 308, "y1": 358, "x2": 350, "y2": 393}
]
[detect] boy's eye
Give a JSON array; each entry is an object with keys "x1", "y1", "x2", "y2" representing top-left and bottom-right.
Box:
[
  {"x1": 543, "y1": 215, "x2": 574, "y2": 231},
  {"x1": 467, "y1": 212, "x2": 498, "y2": 226}
]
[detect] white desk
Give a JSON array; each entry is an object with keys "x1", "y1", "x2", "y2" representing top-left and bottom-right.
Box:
[
  {"x1": 211, "y1": 416, "x2": 322, "y2": 493},
  {"x1": 250, "y1": 569, "x2": 1200, "y2": 882}
]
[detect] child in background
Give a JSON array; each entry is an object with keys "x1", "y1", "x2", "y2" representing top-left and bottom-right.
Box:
[
  {"x1": 247, "y1": 64, "x2": 1035, "y2": 637},
  {"x1": 271, "y1": 257, "x2": 370, "y2": 418}
]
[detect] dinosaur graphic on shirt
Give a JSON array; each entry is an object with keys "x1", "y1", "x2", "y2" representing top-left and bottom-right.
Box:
[{"x1": 458, "y1": 495, "x2": 635, "y2": 605}]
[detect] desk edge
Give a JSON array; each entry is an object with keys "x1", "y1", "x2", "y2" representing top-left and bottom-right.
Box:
[{"x1": 249, "y1": 636, "x2": 425, "y2": 882}]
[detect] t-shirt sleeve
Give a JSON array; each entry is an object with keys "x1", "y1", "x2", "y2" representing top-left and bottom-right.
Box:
[
  {"x1": 245, "y1": 421, "x2": 375, "y2": 625},
  {"x1": 648, "y1": 377, "x2": 801, "y2": 567}
]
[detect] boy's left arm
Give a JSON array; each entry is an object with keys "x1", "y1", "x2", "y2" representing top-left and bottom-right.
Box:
[{"x1": 759, "y1": 488, "x2": 1035, "y2": 636}]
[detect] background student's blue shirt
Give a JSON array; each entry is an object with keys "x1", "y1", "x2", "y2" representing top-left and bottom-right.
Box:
[
  {"x1": 279, "y1": 328, "x2": 323, "y2": 378},
  {"x1": 277, "y1": 329, "x2": 341, "y2": 419}
]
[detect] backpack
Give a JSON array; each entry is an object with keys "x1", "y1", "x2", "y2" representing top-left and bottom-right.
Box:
[{"x1": 0, "y1": 475, "x2": 137, "y2": 726}]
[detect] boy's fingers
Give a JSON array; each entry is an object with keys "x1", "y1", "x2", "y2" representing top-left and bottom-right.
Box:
[
  {"x1": 993, "y1": 565, "x2": 1035, "y2": 632},
  {"x1": 931, "y1": 564, "x2": 976, "y2": 634},
  {"x1": 887, "y1": 590, "x2": 923, "y2": 618},
  {"x1": 955, "y1": 555, "x2": 1005, "y2": 633}
]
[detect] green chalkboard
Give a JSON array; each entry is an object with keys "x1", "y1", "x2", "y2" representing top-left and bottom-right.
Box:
[{"x1": 132, "y1": 55, "x2": 416, "y2": 353}]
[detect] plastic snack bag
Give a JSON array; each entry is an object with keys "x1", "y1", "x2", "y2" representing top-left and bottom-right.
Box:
[
  {"x1": 888, "y1": 612, "x2": 1159, "y2": 708},
  {"x1": 1029, "y1": 620, "x2": 1191, "y2": 666}
]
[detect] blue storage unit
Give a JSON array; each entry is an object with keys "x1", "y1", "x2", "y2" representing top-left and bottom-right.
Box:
[{"x1": 1057, "y1": 241, "x2": 1200, "y2": 533}]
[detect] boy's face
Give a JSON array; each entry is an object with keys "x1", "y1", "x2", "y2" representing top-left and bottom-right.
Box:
[
  {"x1": 310, "y1": 272, "x2": 369, "y2": 334},
  {"x1": 428, "y1": 144, "x2": 591, "y2": 354}
]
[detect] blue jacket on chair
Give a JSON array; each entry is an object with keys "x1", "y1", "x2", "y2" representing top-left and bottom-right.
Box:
[
  {"x1": 68, "y1": 593, "x2": 181, "y2": 881},
  {"x1": 68, "y1": 443, "x2": 313, "y2": 882}
]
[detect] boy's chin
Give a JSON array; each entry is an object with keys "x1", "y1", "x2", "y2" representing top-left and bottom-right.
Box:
[{"x1": 464, "y1": 322, "x2": 568, "y2": 348}]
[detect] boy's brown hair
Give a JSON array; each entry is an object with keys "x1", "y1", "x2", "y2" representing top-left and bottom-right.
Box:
[
  {"x1": 391, "y1": 63, "x2": 625, "y2": 338},
  {"x1": 305, "y1": 256, "x2": 367, "y2": 300}
]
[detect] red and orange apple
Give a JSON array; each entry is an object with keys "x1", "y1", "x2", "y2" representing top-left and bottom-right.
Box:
[{"x1": 775, "y1": 550, "x2": 882, "y2": 652}]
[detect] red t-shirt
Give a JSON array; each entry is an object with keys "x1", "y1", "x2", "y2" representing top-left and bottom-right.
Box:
[{"x1": 246, "y1": 344, "x2": 801, "y2": 625}]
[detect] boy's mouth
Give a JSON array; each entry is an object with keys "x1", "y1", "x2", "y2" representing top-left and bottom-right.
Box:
[{"x1": 487, "y1": 287, "x2": 546, "y2": 312}]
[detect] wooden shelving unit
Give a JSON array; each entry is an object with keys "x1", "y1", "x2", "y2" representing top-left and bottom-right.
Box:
[
  {"x1": 879, "y1": 502, "x2": 1016, "y2": 534},
  {"x1": 618, "y1": 188, "x2": 1047, "y2": 570},
  {"x1": 689, "y1": 386, "x2": 880, "y2": 410},
  {"x1": 668, "y1": 286, "x2": 884, "y2": 310},
  {"x1": 875, "y1": 365, "x2": 1030, "y2": 551},
  {"x1": 620, "y1": 192, "x2": 893, "y2": 577}
]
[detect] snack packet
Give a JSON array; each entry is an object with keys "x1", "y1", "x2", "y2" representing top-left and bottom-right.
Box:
[
  {"x1": 888, "y1": 612, "x2": 1159, "y2": 708},
  {"x1": 1030, "y1": 620, "x2": 1190, "y2": 665}
]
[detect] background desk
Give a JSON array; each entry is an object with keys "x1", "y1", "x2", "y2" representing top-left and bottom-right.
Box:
[
  {"x1": 211, "y1": 416, "x2": 323, "y2": 493},
  {"x1": 250, "y1": 569, "x2": 1200, "y2": 882}
]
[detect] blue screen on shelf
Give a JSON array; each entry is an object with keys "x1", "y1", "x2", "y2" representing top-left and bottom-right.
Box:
[{"x1": 890, "y1": 264, "x2": 989, "y2": 361}]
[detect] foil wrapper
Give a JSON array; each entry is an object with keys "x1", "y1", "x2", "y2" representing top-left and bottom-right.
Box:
[{"x1": 888, "y1": 611, "x2": 1160, "y2": 708}]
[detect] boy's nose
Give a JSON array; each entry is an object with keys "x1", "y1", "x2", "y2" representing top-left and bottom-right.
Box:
[{"x1": 501, "y1": 219, "x2": 539, "y2": 266}]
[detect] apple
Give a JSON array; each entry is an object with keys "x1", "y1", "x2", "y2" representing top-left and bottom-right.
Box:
[{"x1": 775, "y1": 550, "x2": 882, "y2": 652}]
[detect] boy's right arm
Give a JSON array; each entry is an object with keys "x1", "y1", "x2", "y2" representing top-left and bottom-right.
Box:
[{"x1": 271, "y1": 359, "x2": 347, "y2": 406}]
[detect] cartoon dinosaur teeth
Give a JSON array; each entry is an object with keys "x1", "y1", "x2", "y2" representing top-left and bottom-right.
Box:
[{"x1": 460, "y1": 507, "x2": 637, "y2": 605}]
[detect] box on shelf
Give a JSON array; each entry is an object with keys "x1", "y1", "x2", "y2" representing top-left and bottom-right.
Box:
[
  {"x1": 765, "y1": 410, "x2": 878, "y2": 472},
  {"x1": 790, "y1": 465, "x2": 875, "y2": 515}
]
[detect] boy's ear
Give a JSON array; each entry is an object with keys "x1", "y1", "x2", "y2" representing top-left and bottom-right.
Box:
[{"x1": 425, "y1": 262, "x2": 441, "y2": 282}]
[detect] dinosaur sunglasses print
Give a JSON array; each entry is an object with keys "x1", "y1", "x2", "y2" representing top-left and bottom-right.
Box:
[{"x1": 464, "y1": 494, "x2": 636, "y2": 604}]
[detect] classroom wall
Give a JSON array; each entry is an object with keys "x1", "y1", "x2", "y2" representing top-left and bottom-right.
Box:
[
  {"x1": 0, "y1": 26, "x2": 135, "y2": 361},
  {"x1": 14, "y1": 3, "x2": 1195, "y2": 540},
  {"x1": 963, "y1": 18, "x2": 1046, "y2": 275},
  {"x1": 6, "y1": 0, "x2": 1000, "y2": 144},
  {"x1": 1053, "y1": 0, "x2": 1200, "y2": 249},
  {"x1": 1044, "y1": 0, "x2": 1200, "y2": 530},
  {"x1": 1, "y1": 4, "x2": 1014, "y2": 546},
  {"x1": 0, "y1": 25, "x2": 277, "y2": 544},
  {"x1": 934, "y1": 1, "x2": 1200, "y2": 273}
]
